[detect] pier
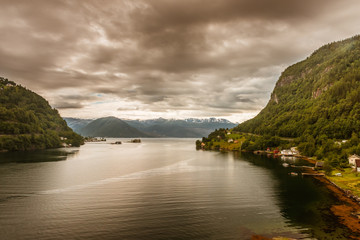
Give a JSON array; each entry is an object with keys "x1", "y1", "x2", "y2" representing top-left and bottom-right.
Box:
[{"x1": 301, "y1": 173, "x2": 325, "y2": 177}]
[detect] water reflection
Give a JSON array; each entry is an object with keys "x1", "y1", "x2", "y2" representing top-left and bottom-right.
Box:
[
  {"x1": 280, "y1": 155, "x2": 297, "y2": 163},
  {"x1": 0, "y1": 140, "x2": 356, "y2": 239},
  {"x1": 0, "y1": 148, "x2": 79, "y2": 163},
  {"x1": 236, "y1": 152, "x2": 354, "y2": 239}
]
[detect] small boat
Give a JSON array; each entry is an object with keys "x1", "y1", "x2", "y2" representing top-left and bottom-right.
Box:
[{"x1": 282, "y1": 163, "x2": 289, "y2": 167}]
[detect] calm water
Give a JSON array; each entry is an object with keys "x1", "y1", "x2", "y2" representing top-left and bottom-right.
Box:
[{"x1": 0, "y1": 138, "x2": 353, "y2": 239}]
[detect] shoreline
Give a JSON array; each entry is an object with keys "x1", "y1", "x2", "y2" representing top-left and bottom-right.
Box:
[
  {"x1": 269, "y1": 153, "x2": 360, "y2": 238},
  {"x1": 257, "y1": 152, "x2": 360, "y2": 236},
  {"x1": 205, "y1": 149, "x2": 360, "y2": 238},
  {"x1": 313, "y1": 176, "x2": 360, "y2": 237}
]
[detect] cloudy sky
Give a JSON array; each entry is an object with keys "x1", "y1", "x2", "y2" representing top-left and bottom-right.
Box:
[{"x1": 1, "y1": 0, "x2": 360, "y2": 122}]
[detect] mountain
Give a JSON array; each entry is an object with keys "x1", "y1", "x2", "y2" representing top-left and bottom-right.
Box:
[
  {"x1": 235, "y1": 35, "x2": 360, "y2": 140},
  {"x1": 64, "y1": 118, "x2": 93, "y2": 133},
  {"x1": 65, "y1": 117, "x2": 236, "y2": 138},
  {"x1": 0, "y1": 77, "x2": 84, "y2": 151},
  {"x1": 200, "y1": 35, "x2": 360, "y2": 166},
  {"x1": 78, "y1": 117, "x2": 151, "y2": 137},
  {"x1": 124, "y1": 118, "x2": 236, "y2": 137}
]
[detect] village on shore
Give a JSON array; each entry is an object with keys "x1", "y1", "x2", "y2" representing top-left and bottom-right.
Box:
[
  {"x1": 196, "y1": 130, "x2": 360, "y2": 211},
  {"x1": 84, "y1": 137, "x2": 142, "y2": 144}
]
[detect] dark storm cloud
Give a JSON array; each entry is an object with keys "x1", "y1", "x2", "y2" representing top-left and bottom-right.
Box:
[
  {"x1": 53, "y1": 102, "x2": 84, "y2": 109},
  {"x1": 117, "y1": 106, "x2": 139, "y2": 111},
  {"x1": 1, "y1": 0, "x2": 360, "y2": 120},
  {"x1": 51, "y1": 94, "x2": 100, "y2": 109}
]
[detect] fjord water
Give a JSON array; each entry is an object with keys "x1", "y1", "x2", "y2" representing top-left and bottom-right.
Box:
[{"x1": 0, "y1": 139, "x2": 350, "y2": 239}]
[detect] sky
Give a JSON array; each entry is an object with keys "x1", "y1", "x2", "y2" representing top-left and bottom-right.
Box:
[{"x1": 1, "y1": 0, "x2": 360, "y2": 122}]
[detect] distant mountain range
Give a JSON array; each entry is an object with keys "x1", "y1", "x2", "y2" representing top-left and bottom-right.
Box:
[{"x1": 64, "y1": 117, "x2": 236, "y2": 138}]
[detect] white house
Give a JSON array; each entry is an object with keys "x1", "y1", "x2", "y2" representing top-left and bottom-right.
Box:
[
  {"x1": 348, "y1": 154, "x2": 360, "y2": 167},
  {"x1": 281, "y1": 149, "x2": 294, "y2": 156},
  {"x1": 290, "y1": 147, "x2": 299, "y2": 155}
]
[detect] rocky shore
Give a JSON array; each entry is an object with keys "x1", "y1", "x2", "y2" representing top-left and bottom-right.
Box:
[
  {"x1": 289, "y1": 155, "x2": 360, "y2": 238},
  {"x1": 313, "y1": 176, "x2": 360, "y2": 238}
]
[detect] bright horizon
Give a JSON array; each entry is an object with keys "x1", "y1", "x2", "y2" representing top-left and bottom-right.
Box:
[{"x1": 2, "y1": 1, "x2": 360, "y2": 123}]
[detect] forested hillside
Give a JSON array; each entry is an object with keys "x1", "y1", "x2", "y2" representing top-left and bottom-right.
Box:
[
  {"x1": 203, "y1": 35, "x2": 360, "y2": 167},
  {"x1": 0, "y1": 77, "x2": 83, "y2": 151},
  {"x1": 235, "y1": 35, "x2": 360, "y2": 139}
]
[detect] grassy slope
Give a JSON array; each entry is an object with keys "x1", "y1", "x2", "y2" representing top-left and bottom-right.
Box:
[{"x1": 328, "y1": 168, "x2": 360, "y2": 197}]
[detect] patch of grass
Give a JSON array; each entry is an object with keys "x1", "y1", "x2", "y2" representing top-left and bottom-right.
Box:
[
  {"x1": 328, "y1": 168, "x2": 360, "y2": 196},
  {"x1": 207, "y1": 134, "x2": 245, "y2": 151}
]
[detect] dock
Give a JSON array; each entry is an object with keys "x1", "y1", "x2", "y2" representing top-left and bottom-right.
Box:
[
  {"x1": 301, "y1": 173, "x2": 325, "y2": 177},
  {"x1": 290, "y1": 165, "x2": 315, "y2": 170}
]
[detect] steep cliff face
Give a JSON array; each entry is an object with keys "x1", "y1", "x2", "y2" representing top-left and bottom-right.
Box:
[
  {"x1": 235, "y1": 35, "x2": 360, "y2": 139},
  {"x1": 0, "y1": 77, "x2": 83, "y2": 151}
]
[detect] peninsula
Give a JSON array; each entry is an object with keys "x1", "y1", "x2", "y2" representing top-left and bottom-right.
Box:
[{"x1": 0, "y1": 77, "x2": 84, "y2": 151}]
